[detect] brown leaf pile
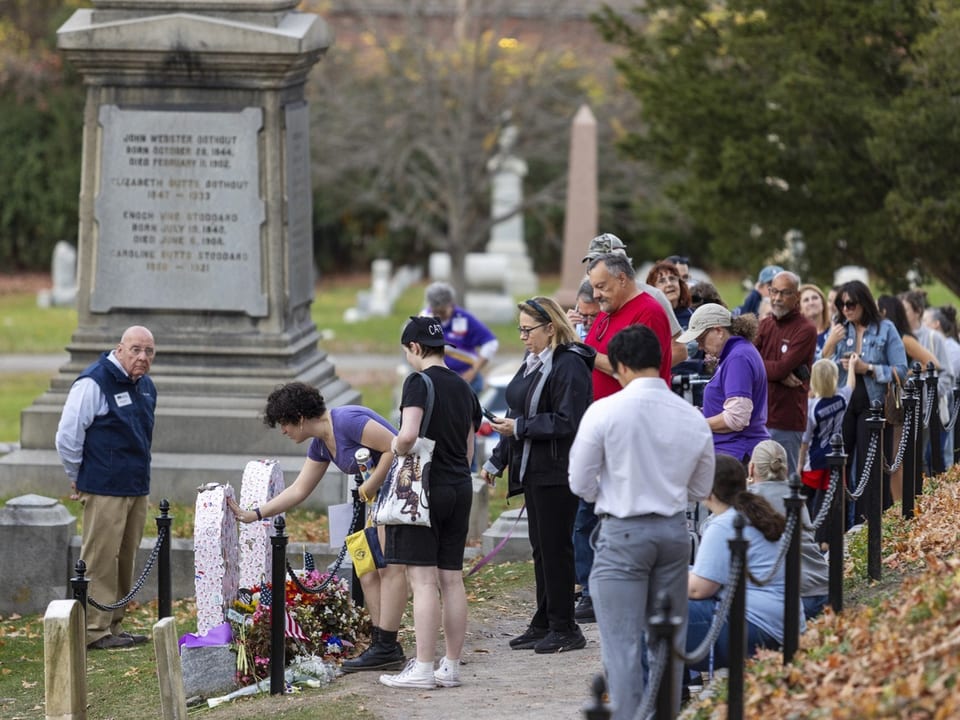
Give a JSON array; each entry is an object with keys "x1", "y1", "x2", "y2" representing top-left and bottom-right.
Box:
[{"x1": 689, "y1": 466, "x2": 960, "y2": 719}]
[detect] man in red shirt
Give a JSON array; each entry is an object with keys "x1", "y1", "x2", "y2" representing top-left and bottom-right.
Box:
[
  {"x1": 585, "y1": 253, "x2": 673, "y2": 396},
  {"x1": 573, "y1": 252, "x2": 673, "y2": 624},
  {"x1": 755, "y1": 271, "x2": 817, "y2": 477}
]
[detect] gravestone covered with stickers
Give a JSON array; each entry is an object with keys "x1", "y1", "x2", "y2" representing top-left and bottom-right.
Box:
[{"x1": 237, "y1": 459, "x2": 286, "y2": 589}]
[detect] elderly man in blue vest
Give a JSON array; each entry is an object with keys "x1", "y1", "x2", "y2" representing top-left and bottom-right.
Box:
[{"x1": 56, "y1": 325, "x2": 157, "y2": 649}]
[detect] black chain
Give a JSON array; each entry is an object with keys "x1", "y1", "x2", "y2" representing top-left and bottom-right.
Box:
[
  {"x1": 88, "y1": 526, "x2": 167, "y2": 612},
  {"x1": 285, "y1": 500, "x2": 363, "y2": 595},
  {"x1": 922, "y1": 383, "x2": 935, "y2": 428},
  {"x1": 810, "y1": 466, "x2": 840, "y2": 531},
  {"x1": 675, "y1": 554, "x2": 744, "y2": 665},
  {"x1": 847, "y1": 431, "x2": 879, "y2": 501},
  {"x1": 746, "y1": 511, "x2": 798, "y2": 586},
  {"x1": 635, "y1": 632, "x2": 670, "y2": 720},
  {"x1": 883, "y1": 405, "x2": 913, "y2": 473},
  {"x1": 944, "y1": 394, "x2": 960, "y2": 432}
]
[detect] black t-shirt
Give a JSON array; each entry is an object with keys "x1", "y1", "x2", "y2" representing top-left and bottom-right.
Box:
[{"x1": 400, "y1": 364, "x2": 481, "y2": 485}]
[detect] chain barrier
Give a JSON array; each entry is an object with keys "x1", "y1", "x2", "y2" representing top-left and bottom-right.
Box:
[
  {"x1": 635, "y1": 631, "x2": 670, "y2": 720},
  {"x1": 922, "y1": 383, "x2": 935, "y2": 428},
  {"x1": 88, "y1": 526, "x2": 167, "y2": 612},
  {"x1": 810, "y1": 466, "x2": 840, "y2": 531},
  {"x1": 285, "y1": 499, "x2": 362, "y2": 595},
  {"x1": 944, "y1": 393, "x2": 960, "y2": 432},
  {"x1": 746, "y1": 510, "x2": 798, "y2": 586},
  {"x1": 883, "y1": 404, "x2": 914, "y2": 474},
  {"x1": 846, "y1": 431, "x2": 879, "y2": 501},
  {"x1": 675, "y1": 553, "x2": 744, "y2": 666}
]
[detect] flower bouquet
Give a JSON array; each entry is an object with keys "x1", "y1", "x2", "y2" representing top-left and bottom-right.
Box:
[{"x1": 228, "y1": 570, "x2": 369, "y2": 686}]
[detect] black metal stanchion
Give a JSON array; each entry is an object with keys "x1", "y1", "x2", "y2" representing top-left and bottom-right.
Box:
[
  {"x1": 783, "y1": 474, "x2": 803, "y2": 664},
  {"x1": 727, "y1": 514, "x2": 748, "y2": 720},
  {"x1": 156, "y1": 498, "x2": 172, "y2": 620},
  {"x1": 649, "y1": 590, "x2": 680, "y2": 718},
  {"x1": 71, "y1": 559, "x2": 89, "y2": 613},
  {"x1": 902, "y1": 378, "x2": 919, "y2": 520},
  {"x1": 349, "y1": 478, "x2": 366, "y2": 608},
  {"x1": 826, "y1": 434, "x2": 846, "y2": 613},
  {"x1": 912, "y1": 362, "x2": 925, "y2": 492},
  {"x1": 582, "y1": 674, "x2": 610, "y2": 720},
  {"x1": 866, "y1": 402, "x2": 884, "y2": 581},
  {"x1": 270, "y1": 515, "x2": 288, "y2": 695},
  {"x1": 926, "y1": 363, "x2": 944, "y2": 475}
]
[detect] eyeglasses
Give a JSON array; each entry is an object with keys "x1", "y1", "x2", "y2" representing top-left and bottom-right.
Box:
[
  {"x1": 576, "y1": 305, "x2": 598, "y2": 320},
  {"x1": 517, "y1": 323, "x2": 548, "y2": 337},
  {"x1": 656, "y1": 275, "x2": 680, "y2": 286},
  {"x1": 124, "y1": 345, "x2": 156, "y2": 357},
  {"x1": 666, "y1": 255, "x2": 689, "y2": 265},
  {"x1": 768, "y1": 287, "x2": 796, "y2": 298},
  {"x1": 842, "y1": 300, "x2": 859, "y2": 310}
]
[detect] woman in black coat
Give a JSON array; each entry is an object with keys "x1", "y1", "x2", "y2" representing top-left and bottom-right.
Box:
[{"x1": 480, "y1": 296, "x2": 595, "y2": 654}]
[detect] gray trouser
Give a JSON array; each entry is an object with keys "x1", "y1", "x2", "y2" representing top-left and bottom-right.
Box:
[{"x1": 589, "y1": 512, "x2": 689, "y2": 720}]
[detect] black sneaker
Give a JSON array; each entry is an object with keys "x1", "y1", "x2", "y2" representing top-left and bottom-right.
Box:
[
  {"x1": 534, "y1": 627, "x2": 587, "y2": 654},
  {"x1": 341, "y1": 642, "x2": 405, "y2": 672},
  {"x1": 508, "y1": 625, "x2": 549, "y2": 650},
  {"x1": 574, "y1": 595, "x2": 596, "y2": 623}
]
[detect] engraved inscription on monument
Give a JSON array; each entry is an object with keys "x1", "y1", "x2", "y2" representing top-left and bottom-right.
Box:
[
  {"x1": 93, "y1": 106, "x2": 268, "y2": 315},
  {"x1": 284, "y1": 102, "x2": 313, "y2": 309}
]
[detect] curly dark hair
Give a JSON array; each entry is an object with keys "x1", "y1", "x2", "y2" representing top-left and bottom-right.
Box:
[
  {"x1": 262, "y1": 382, "x2": 326, "y2": 428},
  {"x1": 712, "y1": 454, "x2": 785, "y2": 542}
]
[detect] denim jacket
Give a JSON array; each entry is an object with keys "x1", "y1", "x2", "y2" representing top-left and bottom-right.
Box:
[{"x1": 830, "y1": 319, "x2": 907, "y2": 405}]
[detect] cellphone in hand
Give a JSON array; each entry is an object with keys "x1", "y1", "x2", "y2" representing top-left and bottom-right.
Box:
[{"x1": 481, "y1": 406, "x2": 497, "y2": 421}]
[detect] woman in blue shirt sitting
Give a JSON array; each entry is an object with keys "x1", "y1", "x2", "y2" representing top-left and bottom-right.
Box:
[{"x1": 685, "y1": 454, "x2": 803, "y2": 670}]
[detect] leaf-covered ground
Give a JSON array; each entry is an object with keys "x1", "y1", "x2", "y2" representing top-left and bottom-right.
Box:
[{"x1": 686, "y1": 465, "x2": 960, "y2": 719}]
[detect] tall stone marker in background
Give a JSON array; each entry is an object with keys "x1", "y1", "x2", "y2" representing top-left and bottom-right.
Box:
[
  {"x1": 0, "y1": 0, "x2": 356, "y2": 508},
  {"x1": 556, "y1": 104, "x2": 598, "y2": 308}
]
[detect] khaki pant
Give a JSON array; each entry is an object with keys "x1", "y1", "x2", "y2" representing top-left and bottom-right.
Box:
[{"x1": 79, "y1": 493, "x2": 148, "y2": 645}]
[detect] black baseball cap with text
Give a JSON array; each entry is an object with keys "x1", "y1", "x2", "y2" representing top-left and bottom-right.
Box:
[{"x1": 401, "y1": 316, "x2": 451, "y2": 347}]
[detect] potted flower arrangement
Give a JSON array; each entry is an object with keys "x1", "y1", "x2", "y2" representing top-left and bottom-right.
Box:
[{"x1": 229, "y1": 569, "x2": 369, "y2": 685}]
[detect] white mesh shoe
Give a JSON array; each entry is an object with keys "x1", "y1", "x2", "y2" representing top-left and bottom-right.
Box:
[
  {"x1": 379, "y1": 658, "x2": 438, "y2": 690},
  {"x1": 434, "y1": 656, "x2": 461, "y2": 688}
]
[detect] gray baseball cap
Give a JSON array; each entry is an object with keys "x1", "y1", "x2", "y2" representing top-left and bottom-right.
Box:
[{"x1": 582, "y1": 233, "x2": 627, "y2": 263}]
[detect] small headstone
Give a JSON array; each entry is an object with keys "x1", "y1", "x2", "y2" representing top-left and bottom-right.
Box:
[
  {"x1": 180, "y1": 644, "x2": 238, "y2": 700},
  {"x1": 51, "y1": 241, "x2": 78, "y2": 306},
  {"x1": 44, "y1": 600, "x2": 86, "y2": 720},
  {"x1": 467, "y1": 476, "x2": 490, "y2": 543},
  {"x1": 0, "y1": 495, "x2": 76, "y2": 615},
  {"x1": 367, "y1": 258, "x2": 393, "y2": 316},
  {"x1": 154, "y1": 616, "x2": 188, "y2": 720}
]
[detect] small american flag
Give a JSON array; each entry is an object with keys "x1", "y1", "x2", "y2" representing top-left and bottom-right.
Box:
[
  {"x1": 259, "y1": 584, "x2": 272, "y2": 608},
  {"x1": 285, "y1": 610, "x2": 308, "y2": 641},
  {"x1": 303, "y1": 550, "x2": 315, "y2": 573}
]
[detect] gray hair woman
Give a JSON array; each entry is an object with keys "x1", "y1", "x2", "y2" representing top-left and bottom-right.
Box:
[{"x1": 747, "y1": 440, "x2": 829, "y2": 619}]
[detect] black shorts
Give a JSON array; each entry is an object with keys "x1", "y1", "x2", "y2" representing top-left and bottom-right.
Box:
[{"x1": 384, "y1": 481, "x2": 472, "y2": 570}]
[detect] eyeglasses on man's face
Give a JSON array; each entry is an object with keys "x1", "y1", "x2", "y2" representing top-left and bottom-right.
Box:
[
  {"x1": 517, "y1": 323, "x2": 548, "y2": 337},
  {"x1": 768, "y1": 287, "x2": 796, "y2": 298}
]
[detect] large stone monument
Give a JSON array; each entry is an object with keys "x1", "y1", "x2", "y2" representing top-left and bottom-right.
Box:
[{"x1": 0, "y1": 0, "x2": 355, "y2": 508}]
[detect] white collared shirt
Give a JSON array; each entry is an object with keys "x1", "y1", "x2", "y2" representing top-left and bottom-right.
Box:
[{"x1": 569, "y1": 376, "x2": 715, "y2": 517}]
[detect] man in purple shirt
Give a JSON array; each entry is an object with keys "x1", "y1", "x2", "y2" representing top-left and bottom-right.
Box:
[{"x1": 424, "y1": 282, "x2": 499, "y2": 393}]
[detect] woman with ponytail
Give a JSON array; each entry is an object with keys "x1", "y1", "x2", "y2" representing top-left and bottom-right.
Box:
[{"x1": 684, "y1": 454, "x2": 804, "y2": 671}]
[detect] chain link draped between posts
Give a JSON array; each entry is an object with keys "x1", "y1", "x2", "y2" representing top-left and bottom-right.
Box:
[
  {"x1": 922, "y1": 383, "x2": 935, "y2": 428},
  {"x1": 884, "y1": 404, "x2": 915, "y2": 474},
  {"x1": 285, "y1": 499, "x2": 363, "y2": 595},
  {"x1": 674, "y1": 553, "x2": 744, "y2": 667},
  {"x1": 847, "y1": 430, "x2": 880, "y2": 502},
  {"x1": 87, "y1": 526, "x2": 167, "y2": 611},
  {"x1": 943, "y1": 394, "x2": 960, "y2": 432},
  {"x1": 810, "y1": 466, "x2": 841, "y2": 531},
  {"x1": 634, "y1": 630, "x2": 670, "y2": 720},
  {"x1": 746, "y1": 510, "x2": 799, "y2": 586}
]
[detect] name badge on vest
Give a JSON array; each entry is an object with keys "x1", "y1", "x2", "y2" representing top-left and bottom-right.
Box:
[{"x1": 114, "y1": 391, "x2": 132, "y2": 407}]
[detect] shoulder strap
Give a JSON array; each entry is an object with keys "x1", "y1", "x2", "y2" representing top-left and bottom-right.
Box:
[{"x1": 417, "y1": 371, "x2": 435, "y2": 437}]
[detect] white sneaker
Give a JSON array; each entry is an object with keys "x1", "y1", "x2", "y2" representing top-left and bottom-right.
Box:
[
  {"x1": 434, "y1": 656, "x2": 461, "y2": 688},
  {"x1": 380, "y1": 658, "x2": 437, "y2": 689}
]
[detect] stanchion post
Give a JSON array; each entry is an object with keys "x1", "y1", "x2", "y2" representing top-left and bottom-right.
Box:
[
  {"x1": 783, "y1": 474, "x2": 803, "y2": 664},
  {"x1": 582, "y1": 674, "x2": 610, "y2": 720},
  {"x1": 649, "y1": 590, "x2": 679, "y2": 718},
  {"x1": 270, "y1": 515, "x2": 289, "y2": 695},
  {"x1": 71, "y1": 559, "x2": 89, "y2": 614},
  {"x1": 902, "y1": 377, "x2": 918, "y2": 520},
  {"x1": 727, "y1": 513, "x2": 748, "y2": 720},
  {"x1": 349, "y1": 477, "x2": 365, "y2": 608},
  {"x1": 156, "y1": 498, "x2": 172, "y2": 620},
  {"x1": 926, "y1": 362, "x2": 944, "y2": 475},
  {"x1": 912, "y1": 362, "x2": 925, "y2": 493},
  {"x1": 826, "y1": 434, "x2": 846, "y2": 613},
  {"x1": 866, "y1": 402, "x2": 885, "y2": 581}
]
